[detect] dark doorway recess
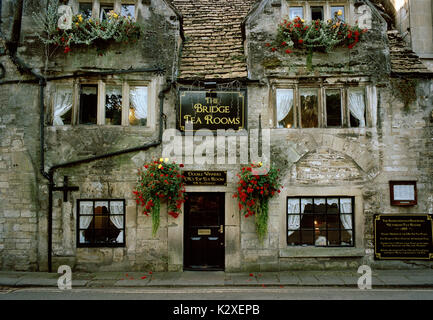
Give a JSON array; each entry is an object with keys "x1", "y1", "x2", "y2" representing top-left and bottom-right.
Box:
[{"x1": 184, "y1": 192, "x2": 225, "y2": 270}]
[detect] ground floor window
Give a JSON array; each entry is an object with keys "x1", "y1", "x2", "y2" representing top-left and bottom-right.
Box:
[
  {"x1": 77, "y1": 199, "x2": 125, "y2": 247},
  {"x1": 287, "y1": 197, "x2": 354, "y2": 247}
]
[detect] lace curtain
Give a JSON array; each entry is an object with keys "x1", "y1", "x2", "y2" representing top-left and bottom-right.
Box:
[
  {"x1": 130, "y1": 86, "x2": 148, "y2": 125},
  {"x1": 79, "y1": 201, "x2": 93, "y2": 243},
  {"x1": 110, "y1": 201, "x2": 124, "y2": 243},
  {"x1": 53, "y1": 88, "x2": 73, "y2": 125},
  {"x1": 340, "y1": 198, "x2": 353, "y2": 240},
  {"x1": 287, "y1": 198, "x2": 312, "y2": 236},
  {"x1": 276, "y1": 89, "x2": 293, "y2": 127},
  {"x1": 348, "y1": 89, "x2": 366, "y2": 127}
]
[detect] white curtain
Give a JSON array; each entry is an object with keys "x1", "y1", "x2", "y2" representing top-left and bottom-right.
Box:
[
  {"x1": 276, "y1": 89, "x2": 293, "y2": 127},
  {"x1": 287, "y1": 198, "x2": 300, "y2": 236},
  {"x1": 340, "y1": 198, "x2": 353, "y2": 240},
  {"x1": 79, "y1": 201, "x2": 93, "y2": 243},
  {"x1": 53, "y1": 88, "x2": 72, "y2": 126},
  {"x1": 110, "y1": 201, "x2": 124, "y2": 243},
  {"x1": 130, "y1": 86, "x2": 148, "y2": 123},
  {"x1": 348, "y1": 89, "x2": 366, "y2": 127}
]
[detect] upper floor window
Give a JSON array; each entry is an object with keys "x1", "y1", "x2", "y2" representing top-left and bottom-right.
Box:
[
  {"x1": 76, "y1": 0, "x2": 136, "y2": 21},
  {"x1": 285, "y1": 2, "x2": 348, "y2": 22},
  {"x1": 77, "y1": 199, "x2": 125, "y2": 247},
  {"x1": 51, "y1": 80, "x2": 150, "y2": 127},
  {"x1": 274, "y1": 86, "x2": 368, "y2": 129}
]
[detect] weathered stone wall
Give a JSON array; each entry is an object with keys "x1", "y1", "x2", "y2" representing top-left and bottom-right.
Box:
[
  {"x1": 245, "y1": 0, "x2": 390, "y2": 80},
  {"x1": 0, "y1": 52, "x2": 41, "y2": 270},
  {"x1": 0, "y1": 0, "x2": 182, "y2": 271}
]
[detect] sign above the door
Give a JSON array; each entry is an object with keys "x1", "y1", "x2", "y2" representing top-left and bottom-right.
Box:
[
  {"x1": 177, "y1": 89, "x2": 247, "y2": 132},
  {"x1": 183, "y1": 171, "x2": 227, "y2": 186}
]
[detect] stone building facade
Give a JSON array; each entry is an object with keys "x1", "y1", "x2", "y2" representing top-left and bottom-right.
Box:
[{"x1": 0, "y1": 0, "x2": 432, "y2": 272}]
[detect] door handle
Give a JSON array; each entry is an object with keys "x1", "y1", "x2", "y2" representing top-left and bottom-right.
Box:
[{"x1": 219, "y1": 225, "x2": 224, "y2": 234}]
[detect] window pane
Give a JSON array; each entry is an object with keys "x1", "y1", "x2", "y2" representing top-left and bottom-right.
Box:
[
  {"x1": 287, "y1": 231, "x2": 301, "y2": 245},
  {"x1": 300, "y1": 230, "x2": 314, "y2": 245},
  {"x1": 100, "y1": 4, "x2": 114, "y2": 21},
  {"x1": 341, "y1": 229, "x2": 353, "y2": 246},
  {"x1": 326, "y1": 89, "x2": 342, "y2": 127},
  {"x1": 289, "y1": 7, "x2": 304, "y2": 20},
  {"x1": 328, "y1": 230, "x2": 340, "y2": 245},
  {"x1": 300, "y1": 89, "x2": 318, "y2": 128},
  {"x1": 276, "y1": 89, "x2": 294, "y2": 128},
  {"x1": 331, "y1": 6, "x2": 345, "y2": 20},
  {"x1": 301, "y1": 198, "x2": 313, "y2": 214},
  {"x1": 105, "y1": 85, "x2": 122, "y2": 125},
  {"x1": 79, "y1": 3, "x2": 92, "y2": 20},
  {"x1": 315, "y1": 231, "x2": 328, "y2": 246},
  {"x1": 53, "y1": 87, "x2": 72, "y2": 125},
  {"x1": 129, "y1": 86, "x2": 148, "y2": 126},
  {"x1": 79, "y1": 85, "x2": 98, "y2": 125},
  {"x1": 301, "y1": 214, "x2": 314, "y2": 229},
  {"x1": 121, "y1": 4, "x2": 135, "y2": 18},
  {"x1": 313, "y1": 198, "x2": 326, "y2": 214},
  {"x1": 327, "y1": 198, "x2": 339, "y2": 214},
  {"x1": 348, "y1": 88, "x2": 366, "y2": 128},
  {"x1": 311, "y1": 6, "x2": 323, "y2": 20}
]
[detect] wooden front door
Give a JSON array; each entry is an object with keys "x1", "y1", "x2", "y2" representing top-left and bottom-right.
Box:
[{"x1": 184, "y1": 192, "x2": 225, "y2": 270}]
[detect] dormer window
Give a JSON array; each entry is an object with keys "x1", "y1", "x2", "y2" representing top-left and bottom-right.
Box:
[
  {"x1": 75, "y1": 0, "x2": 137, "y2": 21},
  {"x1": 285, "y1": 2, "x2": 349, "y2": 22}
]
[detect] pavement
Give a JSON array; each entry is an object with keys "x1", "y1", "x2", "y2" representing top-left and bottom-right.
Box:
[{"x1": 1, "y1": 269, "x2": 433, "y2": 289}]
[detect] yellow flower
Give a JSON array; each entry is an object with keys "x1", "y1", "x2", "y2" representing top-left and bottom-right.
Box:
[
  {"x1": 158, "y1": 164, "x2": 162, "y2": 169},
  {"x1": 78, "y1": 14, "x2": 83, "y2": 22},
  {"x1": 89, "y1": 18, "x2": 92, "y2": 23},
  {"x1": 159, "y1": 158, "x2": 164, "y2": 162},
  {"x1": 258, "y1": 161, "x2": 263, "y2": 167},
  {"x1": 301, "y1": 19, "x2": 305, "y2": 23},
  {"x1": 337, "y1": 10, "x2": 343, "y2": 16},
  {"x1": 164, "y1": 158, "x2": 169, "y2": 163},
  {"x1": 75, "y1": 22, "x2": 79, "y2": 26}
]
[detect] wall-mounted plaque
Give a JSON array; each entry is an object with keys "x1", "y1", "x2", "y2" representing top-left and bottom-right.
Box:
[
  {"x1": 374, "y1": 214, "x2": 433, "y2": 260},
  {"x1": 183, "y1": 171, "x2": 227, "y2": 186},
  {"x1": 178, "y1": 89, "x2": 246, "y2": 132},
  {"x1": 389, "y1": 181, "x2": 417, "y2": 206}
]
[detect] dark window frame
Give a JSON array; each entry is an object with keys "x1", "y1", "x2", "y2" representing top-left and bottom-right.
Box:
[
  {"x1": 286, "y1": 196, "x2": 355, "y2": 247},
  {"x1": 77, "y1": 199, "x2": 126, "y2": 248}
]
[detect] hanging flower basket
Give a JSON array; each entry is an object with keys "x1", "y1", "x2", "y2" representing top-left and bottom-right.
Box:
[
  {"x1": 267, "y1": 14, "x2": 368, "y2": 70},
  {"x1": 133, "y1": 158, "x2": 186, "y2": 237},
  {"x1": 233, "y1": 163, "x2": 282, "y2": 242}
]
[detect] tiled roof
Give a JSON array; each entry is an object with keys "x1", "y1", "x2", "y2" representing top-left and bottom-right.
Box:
[
  {"x1": 387, "y1": 30, "x2": 433, "y2": 77},
  {"x1": 170, "y1": 0, "x2": 257, "y2": 80}
]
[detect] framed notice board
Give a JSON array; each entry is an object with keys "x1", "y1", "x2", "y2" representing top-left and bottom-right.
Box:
[
  {"x1": 374, "y1": 214, "x2": 433, "y2": 260},
  {"x1": 389, "y1": 181, "x2": 417, "y2": 206}
]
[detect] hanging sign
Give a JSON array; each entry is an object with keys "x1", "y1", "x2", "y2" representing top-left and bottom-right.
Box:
[
  {"x1": 178, "y1": 89, "x2": 246, "y2": 131},
  {"x1": 374, "y1": 214, "x2": 433, "y2": 260},
  {"x1": 183, "y1": 171, "x2": 227, "y2": 186}
]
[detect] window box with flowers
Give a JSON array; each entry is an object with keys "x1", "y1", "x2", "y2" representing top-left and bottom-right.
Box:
[
  {"x1": 233, "y1": 162, "x2": 282, "y2": 243},
  {"x1": 33, "y1": 1, "x2": 142, "y2": 55},
  {"x1": 267, "y1": 12, "x2": 368, "y2": 70},
  {"x1": 133, "y1": 158, "x2": 186, "y2": 237}
]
